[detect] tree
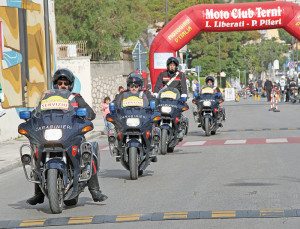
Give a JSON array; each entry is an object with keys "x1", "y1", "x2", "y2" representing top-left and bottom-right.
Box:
[{"x1": 55, "y1": 0, "x2": 150, "y2": 60}]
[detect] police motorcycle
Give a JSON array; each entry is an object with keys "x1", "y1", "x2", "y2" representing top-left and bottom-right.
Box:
[
  {"x1": 18, "y1": 89, "x2": 99, "y2": 214},
  {"x1": 106, "y1": 97, "x2": 161, "y2": 180},
  {"x1": 156, "y1": 88, "x2": 189, "y2": 155},
  {"x1": 193, "y1": 87, "x2": 223, "y2": 136}
]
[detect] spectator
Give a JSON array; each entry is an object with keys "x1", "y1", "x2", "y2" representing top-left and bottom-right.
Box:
[
  {"x1": 264, "y1": 78, "x2": 273, "y2": 102},
  {"x1": 192, "y1": 80, "x2": 198, "y2": 98},
  {"x1": 114, "y1": 86, "x2": 125, "y2": 102},
  {"x1": 101, "y1": 96, "x2": 113, "y2": 132}
]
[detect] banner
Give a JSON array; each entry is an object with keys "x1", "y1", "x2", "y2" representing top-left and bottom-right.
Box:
[{"x1": 224, "y1": 88, "x2": 235, "y2": 101}]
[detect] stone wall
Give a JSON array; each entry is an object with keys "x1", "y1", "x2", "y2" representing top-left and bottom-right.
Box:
[{"x1": 91, "y1": 61, "x2": 133, "y2": 113}]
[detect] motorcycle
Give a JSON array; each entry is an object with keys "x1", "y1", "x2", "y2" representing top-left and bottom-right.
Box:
[
  {"x1": 157, "y1": 88, "x2": 189, "y2": 155},
  {"x1": 18, "y1": 89, "x2": 99, "y2": 214},
  {"x1": 290, "y1": 85, "x2": 299, "y2": 103},
  {"x1": 106, "y1": 98, "x2": 160, "y2": 180},
  {"x1": 193, "y1": 87, "x2": 223, "y2": 136}
]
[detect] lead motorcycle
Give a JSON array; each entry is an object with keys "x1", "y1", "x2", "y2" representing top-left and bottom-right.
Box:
[
  {"x1": 18, "y1": 89, "x2": 99, "y2": 214},
  {"x1": 157, "y1": 88, "x2": 189, "y2": 155},
  {"x1": 106, "y1": 98, "x2": 160, "y2": 180},
  {"x1": 193, "y1": 87, "x2": 223, "y2": 136}
]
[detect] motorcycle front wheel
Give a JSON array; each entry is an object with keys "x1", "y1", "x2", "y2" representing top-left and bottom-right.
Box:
[
  {"x1": 129, "y1": 147, "x2": 138, "y2": 180},
  {"x1": 204, "y1": 117, "x2": 211, "y2": 136},
  {"x1": 47, "y1": 169, "x2": 63, "y2": 214},
  {"x1": 160, "y1": 129, "x2": 168, "y2": 155}
]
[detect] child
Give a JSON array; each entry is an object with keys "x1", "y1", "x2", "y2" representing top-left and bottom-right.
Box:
[{"x1": 101, "y1": 96, "x2": 113, "y2": 131}]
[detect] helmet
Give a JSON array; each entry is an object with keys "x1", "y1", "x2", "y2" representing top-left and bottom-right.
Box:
[
  {"x1": 127, "y1": 72, "x2": 143, "y2": 88},
  {"x1": 52, "y1": 68, "x2": 75, "y2": 91},
  {"x1": 205, "y1": 76, "x2": 215, "y2": 85},
  {"x1": 166, "y1": 57, "x2": 179, "y2": 67},
  {"x1": 166, "y1": 57, "x2": 179, "y2": 74}
]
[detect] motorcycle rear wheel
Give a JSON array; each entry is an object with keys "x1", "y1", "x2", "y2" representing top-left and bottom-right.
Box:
[
  {"x1": 204, "y1": 117, "x2": 211, "y2": 136},
  {"x1": 47, "y1": 169, "x2": 63, "y2": 214},
  {"x1": 129, "y1": 147, "x2": 138, "y2": 180},
  {"x1": 160, "y1": 129, "x2": 168, "y2": 155}
]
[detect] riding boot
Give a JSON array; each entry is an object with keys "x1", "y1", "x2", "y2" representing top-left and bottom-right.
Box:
[
  {"x1": 26, "y1": 184, "x2": 44, "y2": 205},
  {"x1": 87, "y1": 174, "x2": 108, "y2": 202}
]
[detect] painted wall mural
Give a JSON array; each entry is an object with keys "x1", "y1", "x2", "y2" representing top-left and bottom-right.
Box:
[{"x1": 0, "y1": 0, "x2": 56, "y2": 108}]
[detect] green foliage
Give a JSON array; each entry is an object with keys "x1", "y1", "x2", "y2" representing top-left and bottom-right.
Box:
[
  {"x1": 55, "y1": 0, "x2": 149, "y2": 60},
  {"x1": 55, "y1": 0, "x2": 290, "y2": 75}
]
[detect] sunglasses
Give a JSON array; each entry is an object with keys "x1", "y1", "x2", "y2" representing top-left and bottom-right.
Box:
[
  {"x1": 130, "y1": 85, "x2": 139, "y2": 89},
  {"x1": 57, "y1": 81, "x2": 70, "y2": 86}
]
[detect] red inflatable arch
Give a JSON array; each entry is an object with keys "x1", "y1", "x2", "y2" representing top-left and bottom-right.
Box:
[{"x1": 149, "y1": 1, "x2": 300, "y2": 88}]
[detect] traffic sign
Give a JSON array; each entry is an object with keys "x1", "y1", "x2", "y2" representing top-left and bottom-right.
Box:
[{"x1": 132, "y1": 40, "x2": 148, "y2": 72}]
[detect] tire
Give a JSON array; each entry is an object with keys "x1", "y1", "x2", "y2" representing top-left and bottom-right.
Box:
[
  {"x1": 64, "y1": 196, "x2": 78, "y2": 207},
  {"x1": 129, "y1": 147, "x2": 138, "y2": 180},
  {"x1": 211, "y1": 130, "x2": 216, "y2": 135},
  {"x1": 160, "y1": 129, "x2": 168, "y2": 155},
  {"x1": 47, "y1": 169, "x2": 63, "y2": 214},
  {"x1": 204, "y1": 117, "x2": 211, "y2": 136}
]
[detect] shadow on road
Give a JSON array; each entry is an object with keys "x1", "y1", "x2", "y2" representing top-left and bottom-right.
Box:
[{"x1": 99, "y1": 169, "x2": 154, "y2": 180}]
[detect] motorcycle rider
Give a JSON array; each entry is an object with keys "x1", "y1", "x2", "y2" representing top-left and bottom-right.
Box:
[
  {"x1": 153, "y1": 57, "x2": 188, "y2": 140},
  {"x1": 201, "y1": 76, "x2": 225, "y2": 121},
  {"x1": 153, "y1": 57, "x2": 188, "y2": 100},
  {"x1": 27, "y1": 68, "x2": 108, "y2": 205},
  {"x1": 113, "y1": 73, "x2": 158, "y2": 162}
]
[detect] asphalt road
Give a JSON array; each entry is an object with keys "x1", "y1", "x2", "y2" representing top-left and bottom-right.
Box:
[{"x1": 1, "y1": 98, "x2": 300, "y2": 228}]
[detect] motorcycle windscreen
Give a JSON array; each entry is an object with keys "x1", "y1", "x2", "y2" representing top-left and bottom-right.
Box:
[
  {"x1": 122, "y1": 96, "x2": 149, "y2": 108},
  {"x1": 33, "y1": 89, "x2": 75, "y2": 115},
  {"x1": 158, "y1": 87, "x2": 180, "y2": 100},
  {"x1": 201, "y1": 87, "x2": 214, "y2": 94}
]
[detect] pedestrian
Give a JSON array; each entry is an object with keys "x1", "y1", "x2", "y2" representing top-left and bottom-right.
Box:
[
  {"x1": 186, "y1": 77, "x2": 190, "y2": 96},
  {"x1": 101, "y1": 96, "x2": 113, "y2": 132},
  {"x1": 264, "y1": 78, "x2": 273, "y2": 102},
  {"x1": 192, "y1": 80, "x2": 198, "y2": 98}
]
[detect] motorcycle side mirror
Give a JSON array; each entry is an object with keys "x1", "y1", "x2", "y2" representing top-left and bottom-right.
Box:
[
  {"x1": 109, "y1": 102, "x2": 116, "y2": 113},
  {"x1": 19, "y1": 111, "x2": 31, "y2": 120},
  {"x1": 76, "y1": 108, "x2": 87, "y2": 117},
  {"x1": 150, "y1": 100, "x2": 156, "y2": 110}
]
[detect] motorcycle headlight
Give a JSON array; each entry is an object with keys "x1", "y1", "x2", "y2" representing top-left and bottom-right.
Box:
[
  {"x1": 126, "y1": 118, "x2": 140, "y2": 127},
  {"x1": 44, "y1": 129, "x2": 62, "y2": 141},
  {"x1": 203, "y1": 101, "x2": 211, "y2": 107},
  {"x1": 161, "y1": 106, "x2": 172, "y2": 114}
]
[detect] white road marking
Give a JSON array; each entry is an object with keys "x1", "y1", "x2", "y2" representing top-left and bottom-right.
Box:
[
  {"x1": 266, "y1": 138, "x2": 288, "y2": 143},
  {"x1": 182, "y1": 141, "x2": 206, "y2": 146},
  {"x1": 224, "y1": 140, "x2": 247, "y2": 145}
]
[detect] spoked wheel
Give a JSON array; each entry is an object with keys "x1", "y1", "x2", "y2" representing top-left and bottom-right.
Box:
[
  {"x1": 204, "y1": 117, "x2": 211, "y2": 136},
  {"x1": 129, "y1": 147, "x2": 138, "y2": 180},
  {"x1": 160, "y1": 129, "x2": 168, "y2": 155},
  {"x1": 47, "y1": 169, "x2": 63, "y2": 214}
]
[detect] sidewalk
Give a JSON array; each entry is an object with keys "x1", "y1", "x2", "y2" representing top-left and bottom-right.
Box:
[{"x1": 0, "y1": 114, "x2": 106, "y2": 174}]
